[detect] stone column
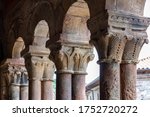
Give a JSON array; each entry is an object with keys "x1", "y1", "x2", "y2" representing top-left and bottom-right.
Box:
[
  {"x1": 0, "y1": 58, "x2": 28, "y2": 100},
  {"x1": 121, "y1": 37, "x2": 149, "y2": 100},
  {"x1": 24, "y1": 46, "x2": 49, "y2": 100},
  {"x1": 51, "y1": 46, "x2": 74, "y2": 100},
  {"x1": 20, "y1": 71, "x2": 28, "y2": 100},
  {"x1": 72, "y1": 48, "x2": 94, "y2": 100},
  {"x1": 87, "y1": 11, "x2": 127, "y2": 100},
  {"x1": 41, "y1": 59, "x2": 55, "y2": 100},
  {"x1": 87, "y1": 10, "x2": 150, "y2": 100},
  {"x1": 9, "y1": 71, "x2": 21, "y2": 100}
]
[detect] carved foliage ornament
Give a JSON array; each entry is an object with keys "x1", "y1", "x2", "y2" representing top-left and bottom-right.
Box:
[{"x1": 52, "y1": 45, "x2": 94, "y2": 74}]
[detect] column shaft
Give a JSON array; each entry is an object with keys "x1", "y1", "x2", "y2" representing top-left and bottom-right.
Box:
[
  {"x1": 9, "y1": 84, "x2": 20, "y2": 100},
  {"x1": 41, "y1": 80, "x2": 54, "y2": 100},
  {"x1": 20, "y1": 85, "x2": 28, "y2": 100},
  {"x1": 100, "y1": 62, "x2": 120, "y2": 100},
  {"x1": 120, "y1": 63, "x2": 136, "y2": 100},
  {"x1": 29, "y1": 79, "x2": 41, "y2": 100},
  {"x1": 72, "y1": 74, "x2": 86, "y2": 100},
  {"x1": 56, "y1": 73, "x2": 72, "y2": 100}
]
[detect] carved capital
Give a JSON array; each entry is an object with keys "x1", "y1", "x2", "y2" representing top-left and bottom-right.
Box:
[
  {"x1": 51, "y1": 46, "x2": 74, "y2": 74},
  {"x1": 73, "y1": 47, "x2": 94, "y2": 74},
  {"x1": 91, "y1": 32, "x2": 127, "y2": 63},
  {"x1": 51, "y1": 44, "x2": 94, "y2": 74},
  {"x1": 122, "y1": 37, "x2": 148, "y2": 64},
  {"x1": 23, "y1": 45, "x2": 51, "y2": 80},
  {"x1": 42, "y1": 58, "x2": 55, "y2": 81}
]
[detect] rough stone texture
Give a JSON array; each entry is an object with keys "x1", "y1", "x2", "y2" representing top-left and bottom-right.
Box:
[
  {"x1": 120, "y1": 64, "x2": 137, "y2": 100},
  {"x1": 100, "y1": 62, "x2": 120, "y2": 100},
  {"x1": 0, "y1": 58, "x2": 28, "y2": 100},
  {"x1": 0, "y1": 0, "x2": 149, "y2": 100}
]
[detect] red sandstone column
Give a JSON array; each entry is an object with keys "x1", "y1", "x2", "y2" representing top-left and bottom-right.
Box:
[
  {"x1": 121, "y1": 37, "x2": 148, "y2": 100},
  {"x1": 120, "y1": 63, "x2": 137, "y2": 100},
  {"x1": 72, "y1": 73, "x2": 86, "y2": 100},
  {"x1": 41, "y1": 80, "x2": 54, "y2": 100},
  {"x1": 100, "y1": 62, "x2": 120, "y2": 100},
  {"x1": 56, "y1": 72, "x2": 72, "y2": 100}
]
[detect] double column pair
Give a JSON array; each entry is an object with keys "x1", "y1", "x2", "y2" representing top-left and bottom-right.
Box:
[
  {"x1": 51, "y1": 45, "x2": 94, "y2": 100},
  {"x1": 24, "y1": 46, "x2": 55, "y2": 100},
  {"x1": 0, "y1": 58, "x2": 28, "y2": 100},
  {"x1": 87, "y1": 10, "x2": 150, "y2": 100}
]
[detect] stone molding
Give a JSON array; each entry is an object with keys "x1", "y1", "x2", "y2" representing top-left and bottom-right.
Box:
[{"x1": 87, "y1": 10, "x2": 150, "y2": 64}]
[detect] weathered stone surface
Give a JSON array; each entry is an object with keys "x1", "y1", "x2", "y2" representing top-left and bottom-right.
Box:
[
  {"x1": 0, "y1": 58, "x2": 28, "y2": 100},
  {"x1": 120, "y1": 64, "x2": 137, "y2": 100},
  {"x1": 100, "y1": 62, "x2": 120, "y2": 100}
]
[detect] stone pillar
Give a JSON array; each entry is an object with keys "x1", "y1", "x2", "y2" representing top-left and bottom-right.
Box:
[
  {"x1": 51, "y1": 46, "x2": 74, "y2": 100},
  {"x1": 121, "y1": 37, "x2": 149, "y2": 100},
  {"x1": 9, "y1": 71, "x2": 21, "y2": 100},
  {"x1": 24, "y1": 46, "x2": 49, "y2": 100},
  {"x1": 41, "y1": 59, "x2": 55, "y2": 100},
  {"x1": 20, "y1": 71, "x2": 28, "y2": 100},
  {"x1": 87, "y1": 12, "x2": 126, "y2": 100},
  {"x1": 0, "y1": 58, "x2": 28, "y2": 100},
  {"x1": 72, "y1": 48, "x2": 94, "y2": 100},
  {"x1": 87, "y1": 10, "x2": 150, "y2": 100}
]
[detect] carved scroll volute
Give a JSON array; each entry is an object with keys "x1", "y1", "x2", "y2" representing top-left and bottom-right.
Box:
[
  {"x1": 43, "y1": 58, "x2": 55, "y2": 81},
  {"x1": 122, "y1": 37, "x2": 148, "y2": 63}
]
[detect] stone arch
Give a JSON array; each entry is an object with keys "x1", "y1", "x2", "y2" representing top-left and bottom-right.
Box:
[
  {"x1": 23, "y1": 1, "x2": 55, "y2": 50},
  {"x1": 61, "y1": 0, "x2": 90, "y2": 44},
  {"x1": 12, "y1": 37, "x2": 25, "y2": 58},
  {"x1": 54, "y1": 0, "x2": 106, "y2": 38},
  {"x1": 33, "y1": 20, "x2": 49, "y2": 47}
]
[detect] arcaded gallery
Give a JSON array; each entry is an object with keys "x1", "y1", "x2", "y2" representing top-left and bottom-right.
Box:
[{"x1": 0, "y1": 0, "x2": 150, "y2": 100}]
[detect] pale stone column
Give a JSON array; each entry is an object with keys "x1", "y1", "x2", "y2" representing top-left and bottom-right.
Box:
[
  {"x1": 72, "y1": 47, "x2": 94, "y2": 100},
  {"x1": 20, "y1": 71, "x2": 28, "y2": 100},
  {"x1": 41, "y1": 59, "x2": 55, "y2": 100},
  {"x1": 9, "y1": 71, "x2": 21, "y2": 100},
  {"x1": 24, "y1": 46, "x2": 49, "y2": 100},
  {"x1": 121, "y1": 37, "x2": 149, "y2": 100}
]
